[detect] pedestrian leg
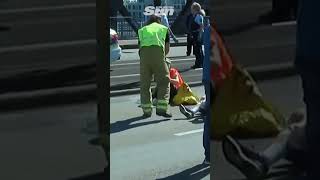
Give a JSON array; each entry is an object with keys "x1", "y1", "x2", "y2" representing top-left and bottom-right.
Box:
[
  {"x1": 193, "y1": 40, "x2": 201, "y2": 67},
  {"x1": 187, "y1": 34, "x2": 192, "y2": 56},
  {"x1": 151, "y1": 47, "x2": 170, "y2": 115},
  {"x1": 139, "y1": 48, "x2": 154, "y2": 116},
  {"x1": 203, "y1": 82, "x2": 211, "y2": 163},
  {"x1": 193, "y1": 36, "x2": 204, "y2": 68},
  {"x1": 297, "y1": 63, "x2": 320, "y2": 179}
]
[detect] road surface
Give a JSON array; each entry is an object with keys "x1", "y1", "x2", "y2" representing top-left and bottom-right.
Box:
[
  {"x1": 110, "y1": 75, "x2": 304, "y2": 179},
  {"x1": 0, "y1": 0, "x2": 95, "y2": 78},
  {"x1": 0, "y1": 101, "x2": 105, "y2": 180},
  {"x1": 0, "y1": 74, "x2": 303, "y2": 180},
  {"x1": 110, "y1": 85, "x2": 210, "y2": 180}
]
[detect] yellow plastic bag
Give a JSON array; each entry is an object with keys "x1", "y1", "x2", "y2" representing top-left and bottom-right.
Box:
[
  {"x1": 211, "y1": 65, "x2": 286, "y2": 140},
  {"x1": 173, "y1": 83, "x2": 200, "y2": 106}
]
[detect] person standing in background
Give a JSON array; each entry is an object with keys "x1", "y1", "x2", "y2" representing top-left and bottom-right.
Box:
[
  {"x1": 190, "y1": 2, "x2": 205, "y2": 69},
  {"x1": 160, "y1": 13, "x2": 179, "y2": 43}
]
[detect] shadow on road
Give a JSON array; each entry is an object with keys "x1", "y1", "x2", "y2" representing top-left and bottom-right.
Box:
[
  {"x1": 265, "y1": 162, "x2": 305, "y2": 180},
  {"x1": 69, "y1": 171, "x2": 106, "y2": 180},
  {"x1": 156, "y1": 164, "x2": 210, "y2": 180},
  {"x1": 0, "y1": 63, "x2": 95, "y2": 94},
  {"x1": 220, "y1": 21, "x2": 261, "y2": 36},
  {"x1": 0, "y1": 25, "x2": 10, "y2": 31},
  {"x1": 174, "y1": 116, "x2": 203, "y2": 125},
  {"x1": 190, "y1": 117, "x2": 204, "y2": 124},
  {"x1": 111, "y1": 116, "x2": 170, "y2": 134},
  {"x1": 110, "y1": 82, "x2": 140, "y2": 91}
]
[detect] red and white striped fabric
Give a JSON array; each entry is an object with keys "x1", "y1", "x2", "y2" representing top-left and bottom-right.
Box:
[{"x1": 210, "y1": 23, "x2": 233, "y2": 89}]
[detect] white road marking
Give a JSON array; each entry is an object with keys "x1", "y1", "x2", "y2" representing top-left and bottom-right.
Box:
[
  {"x1": 0, "y1": 3, "x2": 95, "y2": 14},
  {"x1": 174, "y1": 129, "x2": 203, "y2": 136},
  {"x1": 111, "y1": 58, "x2": 195, "y2": 67},
  {"x1": 110, "y1": 68, "x2": 202, "y2": 79},
  {"x1": 111, "y1": 73, "x2": 140, "y2": 79},
  {"x1": 272, "y1": 21, "x2": 296, "y2": 26},
  {"x1": 0, "y1": 39, "x2": 95, "y2": 53}
]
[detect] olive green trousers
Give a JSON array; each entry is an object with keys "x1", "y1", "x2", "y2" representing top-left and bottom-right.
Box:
[{"x1": 139, "y1": 46, "x2": 170, "y2": 115}]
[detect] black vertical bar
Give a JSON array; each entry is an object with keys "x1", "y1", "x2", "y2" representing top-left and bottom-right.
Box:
[{"x1": 97, "y1": 0, "x2": 109, "y2": 176}]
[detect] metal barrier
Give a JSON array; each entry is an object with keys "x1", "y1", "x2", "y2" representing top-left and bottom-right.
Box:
[
  {"x1": 110, "y1": 16, "x2": 180, "y2": 40},
  {"x1": 110, "y1": 16, "x2": 140, "y2": 40}
]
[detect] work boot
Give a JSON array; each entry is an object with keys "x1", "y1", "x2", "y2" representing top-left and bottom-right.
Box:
[
  {"x1": 142, "y1": 112, "x2": 152, "y2": 118},
  {"x1": 191, "y1": 65, "x2": 202, "y2": 69},
  {"x1": 179, "y1": 105, "x2": 193, "y2": 119},
  {"x1": 222, "y1": 135, "x2": 268, "y2": 180},
  {"x1": 156, "y1": 110, "x2": 172, "y2": 118}
]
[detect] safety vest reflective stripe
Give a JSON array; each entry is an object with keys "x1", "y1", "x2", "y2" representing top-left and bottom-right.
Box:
[
  {"x1": 138, "y1": 22, "x2": 168, "y2": 48},
  {"x1": 156, "y1": 100, "x2": 168, "y2": 110},
  {"x1": 141, "y1": 103, "x2": 152, "y2": 113}
]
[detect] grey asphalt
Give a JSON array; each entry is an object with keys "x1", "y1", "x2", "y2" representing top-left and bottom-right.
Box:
[
  {"x1": 110, "y1": 75, "x2": 304, "y2": 179},
  {"x1": 0, "y1": 1, "x2": 96, "y2": 95},
  {"x1": 0, "y1": 0, "x2": 92, "y2": 8},
  {"x1": 0, "y1": 101, "x2": 106, "y2": 180},
  {"x1": 0, "y1": 74, "x2": 303, "y2": 180},
  {"x1": 110, "y1": 85, "x2": 210, "y2": 180},
  {"x1": 214, "y1": 0, "x2": 295, "y2": 66},
  {"x1": 0, "y1": 1, "x2": 95, "y2": 78}
]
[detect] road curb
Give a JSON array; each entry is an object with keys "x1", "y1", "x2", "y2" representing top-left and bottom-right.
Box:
[
  {"x1": 0, "y1": 84, "x2": 96, "y2": 112},
  {"x1": 110, "y1": 81, "x2": 204, "y2": 97},
  {"x1": 247, "y1": 62, "x2": 297, "y2": 81},
  {"x1": 121, "y1": 42, "x2": 187, "y2": 49},
  {"x1": 111, "y1": 62, "x2": 297, "y2": 97},
  {"x1": 0, "y1": 63, "x2": 297, "y2": 111}
]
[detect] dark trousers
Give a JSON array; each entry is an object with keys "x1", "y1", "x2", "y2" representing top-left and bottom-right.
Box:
[
  {"x1": 202, "y1": 81, "x2": 211, "y2": 160},
  {"x1": 186, "y1": 33, "x2": 193, "y2": 55},
  {"x1": 296, "y1": 61, "x2": 320, "y2": 179},
  {"x1": 192, "y1": 32, "x2": 204, "y2": 67}
]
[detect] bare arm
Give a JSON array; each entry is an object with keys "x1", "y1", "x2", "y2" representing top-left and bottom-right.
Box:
[{"x1": 169, "y1": 75, "x2": 180, "y2": 85}]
